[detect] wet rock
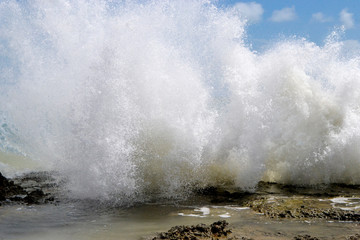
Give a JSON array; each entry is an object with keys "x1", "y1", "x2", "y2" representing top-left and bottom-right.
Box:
[
  {"x1": 0, "y1": 172, "x2": 26, "y2": 202},
  {"x1": 294, "y1": 235, "x2": 319, "y2": 240},
  {"x1": 347, "y1": 234, "x2": 360, "y2": 240},
  {"x1": 45, "y1": 196, "x2": 55, "y2": 202},
  {"x1": 0, "y1": 171, "x2": 57, "y2": 205},
  {"x1": 232, "y1": 237, "x2": 254, "y2": 240},
  {"x1": 211, "y1": 220, "x2": 231, "y2": 237},
  {"x1": 196, "y1": 186, "x2": 256, "y2": 204},
  {"x1": 13, "y1": 171, "x2": 59, "y2": 192},
  {"x1": 24, "y1": 189, "x2": 46, "y2": 204},
  {"x1": 255, "y1": 181, "x2": 360, "y2": 197},
  {"x1": 194, "y1": 223, "x2": 208, "y2": 233},
  {"x1": 9, "y1": 194, "x2": 27, "y2": 202},
  {"x1": 152, "y1": 220, "x2": 233, "y2": 240},
  {"x1": 248, "y1": 196, "x2": 360, "y2": 221}
]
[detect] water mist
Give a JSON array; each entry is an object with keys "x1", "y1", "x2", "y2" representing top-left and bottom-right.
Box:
[{"x1": 1, "y1": 0, "x2": 360, "y2": 204}]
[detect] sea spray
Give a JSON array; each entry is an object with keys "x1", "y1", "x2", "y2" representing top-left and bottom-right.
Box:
[{"x1": 0, "y1": 0, "x2": 360, "y2": 203}]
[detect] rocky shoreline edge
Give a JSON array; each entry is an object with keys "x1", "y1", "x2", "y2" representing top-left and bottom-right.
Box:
[
  {"x1": 197, "y1": 182, "x2": 360, "y2": 222},
  {"x1": 151, "y1": 220, "x2": 360, "y2": 240},
  {"x1": 152, "y1": 220, "x2": 233, "y2": 240},
  {"x1": 151, "y1": 182, "x2": 360, "y2": 240},
  {"x1": 0, "y1": 171, "x2": 58, "y2": 205},
  {"x1": 1, "y1": 171, "x2": 360, "y2": 239}
]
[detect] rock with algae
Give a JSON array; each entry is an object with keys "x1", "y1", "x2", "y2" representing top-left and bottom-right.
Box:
[
  {"x1": 152, "y1": 220, "x2": 239, "y2": 240},
  {"x1": 248, "y1": 196, "x2": 360, "y2": 221}
]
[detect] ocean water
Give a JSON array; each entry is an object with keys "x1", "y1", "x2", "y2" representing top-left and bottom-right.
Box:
[
  {"x1": 0, "y1": 0, "x2": 360, "y2": 205},
  {"x1": 1, "y1": 201, "x2": 359, "y2": 240}
]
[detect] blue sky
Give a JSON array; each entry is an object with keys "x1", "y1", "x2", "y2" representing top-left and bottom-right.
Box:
[
  {"x1": 2, "y1": 0, "x2": 360, "y2": 53},
  {"x1": 219, "y1": 0, "x2": 360, "y2": 50}
]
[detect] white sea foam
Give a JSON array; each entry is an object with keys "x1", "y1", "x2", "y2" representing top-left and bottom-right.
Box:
[
  {"x1": 178, "y1": 213, "x2": 206, "y2": 218},
  {"x1": 0, "y1": 0, "x2": 360, "y2": 204},
  {"x1": 219, "y1": 213, "x2": 231, "y2": 218},
  {"x1": 331, "y1": 197, "x2": 349, "y2": 204},
  {"x1": 331, "y1": 197, "x2": 360, "y2": 210},
  {"x1": 195, "y1": 207, "x2": 210, "y2": 215}
]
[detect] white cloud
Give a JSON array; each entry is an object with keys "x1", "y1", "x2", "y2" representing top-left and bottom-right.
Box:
[
  {"x1": 233, "y1": 2, "x2": 264, "y2": 23},
  {"x1": 270, "y1": 6, "x2": 296, "y2": 22},
  {"x1": 312, "y1": 12, "x2": 332, "y2": 23},
  {"x1": 340, "y1": 9, "x2": 354, "y2": 29}
]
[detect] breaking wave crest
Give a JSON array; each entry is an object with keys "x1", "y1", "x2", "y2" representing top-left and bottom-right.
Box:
[{"x1": 1, "y1": 0, "x2": 360, "y2": 203}]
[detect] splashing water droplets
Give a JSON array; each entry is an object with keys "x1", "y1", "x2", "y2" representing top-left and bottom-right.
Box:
[{"x1": 1, "y1": 0, "x2": 360, "y2": 204}]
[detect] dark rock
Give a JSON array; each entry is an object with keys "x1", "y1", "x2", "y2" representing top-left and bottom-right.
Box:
[
  {"x1": 0, "y1": 171, "x2": 57, "y2": 205},
  {"x1": 9, "y1": 195, "x2": 27, "y2": 202},
  {"x1": 0, "y1": 172, "x2": 27, "y2": 201},
  {"x1": 248, "y1": 196, "x2": 360, "y2": 221},
  {"x1": 294, "y1": 235, "x2": 319, "y2": 240},
  {"x1": 152, "y1": 220, "x2": 233, "y2": 240},
  {"x1": 195, "y1": 223, "x2": 209, "y2": 232},
  {"x1": 347, "y1": 234, "x2": 360, "y2": 240},
  {"x1": 45, "y1": 196, "x2": 55, "y2": 202},
  {"x1": 211, "y1": 220, "x2": 231, "y2": 236},
  {"x1": 24, "y1": 189, "x2": 46, "y2": 204}
]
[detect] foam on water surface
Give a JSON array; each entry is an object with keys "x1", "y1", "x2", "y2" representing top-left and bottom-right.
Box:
[{"x1": 331, "y1": 197, "x2": 360, "y2": 211}]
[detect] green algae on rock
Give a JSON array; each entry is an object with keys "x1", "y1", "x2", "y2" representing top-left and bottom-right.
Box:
[
  {"x1": 151, "y1": 220, "x2": 236, "y2": 240},
  {"x1": 248, "y1": 196, "x2": 360, "y2": 221}
]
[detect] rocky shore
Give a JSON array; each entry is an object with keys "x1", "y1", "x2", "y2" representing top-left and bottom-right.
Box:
[
  {"x1": 196, "y1": 181, "x2": 360, "y2": 222},
  {"x1": 151, "y1": 220, "x2": 360, "y2": 240},
  {"x1": 1, "y1": 171, "x2": 360, "y2": 239},
  {"x1": 152, "y1": 220, "x2": 234, "y2": 240},
  {"x1": 0, "y1": 171, "x2": 57, "y2": 205},
  {"x1": 248, "y1": 196, "x2": 360, "y2": 221}
]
